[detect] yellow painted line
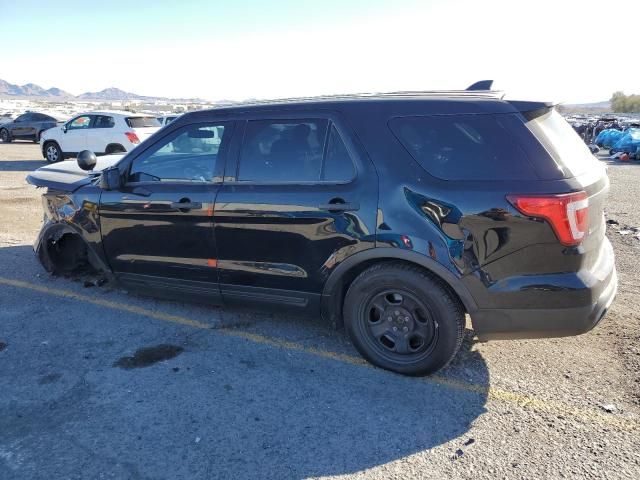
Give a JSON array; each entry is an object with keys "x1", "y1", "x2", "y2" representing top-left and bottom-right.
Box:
[
  {"x1": 0, "y1": 276, "x2": 638, "y2": 432},
  {"x1": 0, "y1": 277, "x2": 210, "y2": 330}
]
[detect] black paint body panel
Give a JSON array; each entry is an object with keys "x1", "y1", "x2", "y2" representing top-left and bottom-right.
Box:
[{"x1": 26, "y1": 95, "x2": 617, "y2": 339}]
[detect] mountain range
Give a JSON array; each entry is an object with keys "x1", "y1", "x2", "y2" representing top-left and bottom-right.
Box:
[{"x1": 0, "y1": 78, "x2": 205, "y2": 102}]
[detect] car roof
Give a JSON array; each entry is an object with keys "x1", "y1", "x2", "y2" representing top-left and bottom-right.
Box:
[
  {"x1": 182, "y1": 90, "x2": 535, "y2": 119},
  {"x1": 74, "y1": 110, "x2": 153, "y2": 117}
]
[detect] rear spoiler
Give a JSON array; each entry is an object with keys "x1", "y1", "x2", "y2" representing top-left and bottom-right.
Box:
[
  {"x1": 465, "y1": 81, "x2": 556, "y2": 119},
  {"x1": 508, "y1": 100, "x2": 556, "y2": 121}
]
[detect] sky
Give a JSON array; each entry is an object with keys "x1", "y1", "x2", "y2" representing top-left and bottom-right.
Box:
[{"x1": 1, "y1": 0, "x2": 639, "y2": 103}]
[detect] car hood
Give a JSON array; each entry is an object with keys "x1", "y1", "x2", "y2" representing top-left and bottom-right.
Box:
[{"x1": 26, "y1": 155, "x2": 125, "y2": 192}]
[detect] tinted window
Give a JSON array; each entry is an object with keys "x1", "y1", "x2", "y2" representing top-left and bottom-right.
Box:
[
  {"x1": 15, "y1": 114, "x2": 30, "y2": 122},
  {"x1": 68, "y1": 115, "x2": 92, "y2": 130},
  {"x1": 238, "y1": 120, "x2": 330, "y2": 182},
  {"x1": 93, "y1": 115, "x2": 115, "y2": 129},
  {"x1": 31, "y1": 113, "x2": 48, "y2": 121},
  {"x1": 323, "y1": 126, "x2": 355, "y2": 181},
  {"x1": 525, "y1": 109, "x2": 600, "y2": 178},
  {"x1": 129, "y1": 124, "x2": 226, "y2": 182},
  {"x1": 390, "y1": 114, "x2": 536, "y2": 181},
  {"x1": 126, "y1": 116, "x2": 160, "y2": 128}
]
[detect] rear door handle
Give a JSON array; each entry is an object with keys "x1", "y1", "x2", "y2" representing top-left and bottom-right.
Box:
[
  {"x1": 317, "y1": 202, "x2": 360, "y2": 212},
  {"x1": 170, "y1": 201, "x2": 202, "y2": 211}
]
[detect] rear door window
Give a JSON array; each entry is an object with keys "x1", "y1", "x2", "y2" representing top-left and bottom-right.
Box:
[
  {"x1": 390, "y1": 114, "x2": 537, "y2": 181},
  {"x1": 126, "y1": 116, "x2": 160, "y2": 128},
  {"x1": 323, "y1": 125, "x2": 356, "y2": 182},
  {"x1": 238, "y1": 119, "x2": 329, "y2": 182},
  {"x1": 93, "y1": 115, "x2": 115, "y2": 129},
  {"x1": 237, "y1": 119, "x2": 356, "y2": 183}
]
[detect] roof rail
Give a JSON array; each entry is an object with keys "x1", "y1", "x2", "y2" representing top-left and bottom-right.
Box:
[
  {"x1": 466, "y1": 80, "x2": 494, "y2": 91},
  {"x1": 214, "y1": 89, "x2": 505, "y2": 108}
]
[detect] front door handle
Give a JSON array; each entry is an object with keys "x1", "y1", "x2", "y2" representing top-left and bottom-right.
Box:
[{"x1": 317, "y1": 201, "x2": 360, "y2": 212}]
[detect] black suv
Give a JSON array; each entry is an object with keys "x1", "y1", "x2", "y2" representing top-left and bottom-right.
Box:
[
  {"x1": 0, "y1": 112, "x2": 60, "y2": 143},
  {"x1": 27, "y1": 82, "x2": 617, "y2": 375}
]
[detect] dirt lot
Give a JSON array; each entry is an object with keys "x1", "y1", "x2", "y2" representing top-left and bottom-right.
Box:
[{"x1": 0, "y1": 142, "x2": 639, "y2": 479}]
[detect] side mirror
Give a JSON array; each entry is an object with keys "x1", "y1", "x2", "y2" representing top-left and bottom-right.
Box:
[
  {"x1": 99, "y1": 166, "x2": 122, "y2": 191},
  {"x1": 77, "y1": 150, "x2": 97, "y2": 171},
  {"x1": 62, "y1": 125, "x2": 67, "y2": 133}
]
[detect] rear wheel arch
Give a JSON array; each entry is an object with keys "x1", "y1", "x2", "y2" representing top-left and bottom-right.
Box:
[
  {"x1": 321, "y1": 248, "x2": 477, "y2": 328},
  {"x1": 343, "y1": 261, "x2": 465, "y2": 375},
  {"x1": 105, "y1": 143, "x2": 126, "y2": 154}
]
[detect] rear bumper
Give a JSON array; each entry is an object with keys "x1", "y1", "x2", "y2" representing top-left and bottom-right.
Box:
[{"x1": 471, "y1": 240, "x2": 618, "y2": 340}]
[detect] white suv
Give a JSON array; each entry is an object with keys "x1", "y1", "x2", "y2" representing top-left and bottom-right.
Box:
[{"x1": 40, "y1": 111, "x2": 160, "y2": 163}]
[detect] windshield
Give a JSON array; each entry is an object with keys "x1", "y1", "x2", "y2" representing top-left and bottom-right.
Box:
[
  {"x1": 525, "y1": 109, "x2": 600, "y2": 178},
  {"x1": 126, "y1": 116, "x2": 160, "y2": 128}
]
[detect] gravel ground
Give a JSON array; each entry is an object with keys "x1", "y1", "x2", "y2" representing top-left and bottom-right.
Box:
[{"x1": 0, "y1": 142, "x2": 639, "y2": 479}]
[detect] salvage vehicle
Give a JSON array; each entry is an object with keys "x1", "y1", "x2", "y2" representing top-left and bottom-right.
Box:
[
  {"x1": 26, "y1": 81, "x2": 617, "y2": 376},
  {"x1": 40, "y1": 111, "x2": 160, "y2": 163},
  {"x1": 0, "y1": 111, "x2": 61, "y2": 143}
]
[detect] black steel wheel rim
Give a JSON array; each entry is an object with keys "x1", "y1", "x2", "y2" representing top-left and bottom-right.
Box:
[{"x1": 359, "y1": 288, "x2": 438, "y2": 364}]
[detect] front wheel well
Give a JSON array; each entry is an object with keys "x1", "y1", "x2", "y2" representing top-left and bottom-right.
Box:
[
  {"x1": 323, "y1": 257, "x2": 467, "y2": 330},
  {"x1": 40, "y1": 232, "x2": 91, "y2": 274},
  {"x1": 43, "y1": 140, "x2": 61, "y2": 150}
]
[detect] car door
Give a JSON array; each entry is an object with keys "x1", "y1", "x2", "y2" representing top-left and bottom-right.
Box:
[
  {"x1": 23, "y1": 113, "x2": 39, "y2": 138},
  {"x1": 62, "y1": 115, "x2": 91, "y2": 154},
  {"x1": 31, "y1": 113, "x2": 52, "y2": 139},
  {"x1": 89, "y1": 115, "x2": 115, "y2": 153},
  {"x1": 99, "y1": 120, "x2": 234, "y2": 303},
  {"x1": 213, "y1": 113, "x2": 378, "y2": 311},
  {"x1": 10, "y1": 113, "x2": 31, "y2": 138}
]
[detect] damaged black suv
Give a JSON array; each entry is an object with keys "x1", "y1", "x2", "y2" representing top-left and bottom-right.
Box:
[{"x1": 27, "y1": 82, "x2": 617, "y2": 375}]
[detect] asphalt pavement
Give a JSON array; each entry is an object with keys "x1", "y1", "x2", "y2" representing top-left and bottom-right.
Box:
[{"x1": 0, "y1": 143, "x2": 639, "y2": 479}]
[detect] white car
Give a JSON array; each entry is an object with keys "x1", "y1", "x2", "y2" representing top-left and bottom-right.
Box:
[
  {"x1": 40, "y1": 111, "x2": 160, "y2": 163},
  {"x1": 157, "y1": 115, "x2": 180, "y2": 127}
]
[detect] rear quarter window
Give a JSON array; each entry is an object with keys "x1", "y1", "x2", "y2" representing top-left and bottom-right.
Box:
[
  {"x1": 389, "y1": 114, "x2": 537, "y2": 181},
  {"x1": 524, "y1": 109, "x2": 600, "y2": 178},
  {"x1": 126, "y1": 116, "x2": 160, "y2": 128}
]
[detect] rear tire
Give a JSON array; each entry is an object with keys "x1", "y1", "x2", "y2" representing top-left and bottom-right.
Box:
[
  {"x1": 105, "y1": 144, "x2": 126, "y2": 154},
  {"x1": 43, "y1": 142, "x2": 63, "y2": 163},
  {"x1": 34, "y1": 130, "x2": 44, "y2": 143},
  {"x1": 344, "y1": 262, "x2": 464, "y2": 376},
  {"x1": 0, "y1": 129, "x2": 10, "y2": 143}
]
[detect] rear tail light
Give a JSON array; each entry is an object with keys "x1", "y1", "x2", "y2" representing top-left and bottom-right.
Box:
[
  {"x1": 507, "y1": 191, "x2": 589, "y2": 246},
  {"x1": 125, "y1": 131, "x2": 140, "y2": 144}
]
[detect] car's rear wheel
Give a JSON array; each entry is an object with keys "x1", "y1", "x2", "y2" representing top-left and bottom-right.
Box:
[
  {"x1": 34, "y1": 130, "x2": 44, "y2": 143},
  {"x1": 0, "y1": 129, "x2": 10, "y2": 143},
  {"x1": 344, "y1": 262, "x2": 464, "y2": 376},
  {"x1": 105, "y1": 144, "x2": 126, "y2": 154},
  {"x1": 44, "y1": 142, "x2": 63, "y2": 163}
]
